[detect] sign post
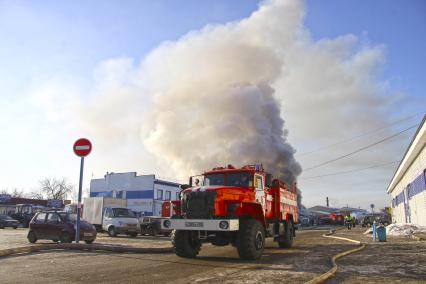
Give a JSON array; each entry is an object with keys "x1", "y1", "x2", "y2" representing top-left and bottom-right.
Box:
[{"x1": 73, "y1": 138, "x2": 92, "y2": 243}]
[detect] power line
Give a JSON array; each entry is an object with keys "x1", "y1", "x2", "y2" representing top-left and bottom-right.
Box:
[
  {"x1": 303, "y1": 124, "x2": 418, "y2": 172},
  {"x1": 297, "y1": 112, "x2": 424, "y2": 157},
  {"x1": 300, "y1": 160, "x2": 400, "y2": 180}
]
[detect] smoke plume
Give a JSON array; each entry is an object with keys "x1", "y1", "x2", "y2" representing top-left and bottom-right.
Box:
[{"x1": 143, "y1": 0, "x2": 303, "y2": 184}]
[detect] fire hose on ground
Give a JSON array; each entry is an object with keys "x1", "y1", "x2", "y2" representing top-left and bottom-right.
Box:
[{"x1": 305, "y1": 230, "x2": 366, "y2": 284}]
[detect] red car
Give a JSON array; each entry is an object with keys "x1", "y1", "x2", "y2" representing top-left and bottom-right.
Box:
[{"x1": 27, "y1": 210, "x2": 97, "y2": 244}]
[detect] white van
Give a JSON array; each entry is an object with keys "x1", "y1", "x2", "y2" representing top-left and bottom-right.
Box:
[{"x1": 102, "y1": 207, "x2": 140, "y2": 237}]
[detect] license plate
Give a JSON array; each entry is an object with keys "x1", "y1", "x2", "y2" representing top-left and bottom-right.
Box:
[
  {"x1": 84, "y1": 233, "x2": 93, "y2": 237},
  {"x1": 185, "y1": 222, "x2": 203, "y2": 228}
]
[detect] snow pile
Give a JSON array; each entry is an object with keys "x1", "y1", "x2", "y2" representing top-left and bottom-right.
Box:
[
  {"x1": 386, "y1": 224, "x2": 426, "y2": 237},
  {"x1": 363, "y1": 224, "x2": 426, "y2": 236}
]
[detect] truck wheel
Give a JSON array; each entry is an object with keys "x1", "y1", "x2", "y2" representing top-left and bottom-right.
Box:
[
  {"x1": 108, "y1": 226, "x2": 117, "y2": 237},
  {"x1": 129, "y1": 232, "x2": 138, "y2": 238},
  {"x1": 236, "y1": 219, "x2": 265, "y2": 260},
  {"x1": 27, "y1": 231, "x2": 37, "y2": 243},
  {"x1": 173, "y1": 230, "x2": 201, "y2": 258},
  {"x1": 278, "y1": 220, "x2": 294, "y2": 248}
]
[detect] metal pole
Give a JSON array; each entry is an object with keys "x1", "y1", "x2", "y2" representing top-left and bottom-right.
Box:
[
  {"x1": 75, "y1": 157, "x2": 84, "y2": 243},
  {"x1": 372, "y1": 221, "x2": 377, "y2": 242}
]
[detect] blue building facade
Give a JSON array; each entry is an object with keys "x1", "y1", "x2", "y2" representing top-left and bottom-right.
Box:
[{"x1": 89, "y1": 172, "x2": 181, "y2": 216}]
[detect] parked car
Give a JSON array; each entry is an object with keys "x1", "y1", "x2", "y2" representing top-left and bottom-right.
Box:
[
  {"x1": 27, "y1": 210, "x2": 97, "y2": 244},
  {"x1": 12, "y1": 204, "x2": 46, "y2": 228},
  {"x1": 140, "y1": 217, "x2": 171, "y2": 236},
  {"x1": 0, "y1": 214, "x2": 20, "y2": 229},
  {"x1": 361, "y1": 214, "x2": 391, "y2": 227}
]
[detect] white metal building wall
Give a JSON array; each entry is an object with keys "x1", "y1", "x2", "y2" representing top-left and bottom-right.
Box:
[{"x1": 390, "y1": 140, "x2": 426, "y2": 226}]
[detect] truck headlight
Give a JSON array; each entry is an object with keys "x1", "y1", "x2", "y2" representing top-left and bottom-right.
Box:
[
  {"x1": 163, "y1": 220, "x2": 171, "y2": 228},
  {"x1": 219, "y1": 221, "x2": 229, "y2": 230}
]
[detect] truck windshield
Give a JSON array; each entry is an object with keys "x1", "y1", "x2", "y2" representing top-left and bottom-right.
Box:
[
  {"x1": 112, "y1": 208, "x2": 135, "y2": 218},
  {"x1": 203, "y1": 173, "x2": 253, "y2": 188}
]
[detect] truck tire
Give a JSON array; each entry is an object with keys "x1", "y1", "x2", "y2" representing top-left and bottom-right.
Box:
[
  {"x1": 236, "y1": 219, "x2": 265, "y2": 260},
  {"x1": 173, "y1": 230, "x2": 201, "y2": 258},
  {"x1": 278, "y1": 220, "x2": 294, "y2": 248},
  {"x1": 108, "y1": 226, "x2": 117, "y2": 237}
]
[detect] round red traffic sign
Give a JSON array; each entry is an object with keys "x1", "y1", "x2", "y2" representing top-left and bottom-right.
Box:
[{"x1": 73, "y1": 138, "x2": 92, "y2": 157}]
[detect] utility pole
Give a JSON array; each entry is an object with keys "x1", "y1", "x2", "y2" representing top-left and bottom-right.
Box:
[{"x1": 326, "y1": 197, "x2": 329, "y2": 207}]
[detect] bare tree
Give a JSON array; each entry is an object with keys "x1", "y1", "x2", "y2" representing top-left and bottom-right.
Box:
[
  {"x1": 11, "y1": 188, "x2": 25, "y2": 198},
  {"x1": 0, "y1": 188, "x2": 26, "y2": 198},
  {"x1": 39, "y1": 177, "x2": 75, "y2": 200},
  {"x1": 28, "y1": 190, "x2": 44, "y2": 200}
]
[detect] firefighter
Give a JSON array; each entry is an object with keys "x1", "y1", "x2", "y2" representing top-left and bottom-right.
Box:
[
  {"x1": 194, "y1": 178, "x2": 200, "y2": 186},
  {"x1": 344, "y1": 214, "x2": 352, "y2": 230}
]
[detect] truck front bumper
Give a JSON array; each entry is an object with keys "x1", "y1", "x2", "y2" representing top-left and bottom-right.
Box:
[{"x1": 161, "y1": 219, "x2": 239, "y2": 231}]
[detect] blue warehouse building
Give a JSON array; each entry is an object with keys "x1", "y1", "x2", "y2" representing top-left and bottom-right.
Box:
[{"x1": 90, "y1": 172, "x2": 181, "y2": 216}]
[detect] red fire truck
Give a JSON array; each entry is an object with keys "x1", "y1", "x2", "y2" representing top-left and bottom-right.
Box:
[{"x1": 161, "y1": 164, "x2": 298, "y2": 260}]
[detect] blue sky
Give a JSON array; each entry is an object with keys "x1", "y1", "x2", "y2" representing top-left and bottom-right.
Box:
[
  {"x1": 0, "y1": 0, "x2": 424, "y2": 208},
  {"x1": 305, "y1": 0, "x2": 426, "y2": 101},
  {"x1": 0, "y1": 0, "x2": 258, "y2": 96},
  {"x1": 1, "y1": 0, "x2": 424, "y2": 101}
]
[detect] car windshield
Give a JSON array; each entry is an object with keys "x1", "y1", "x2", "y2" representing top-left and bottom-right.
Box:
[
  {"x1": 112, "y1": 208, "x2": 135, "y2": 218},
  {"x1": 203, "y1": 172, "x2": 253, "y2": 188}
]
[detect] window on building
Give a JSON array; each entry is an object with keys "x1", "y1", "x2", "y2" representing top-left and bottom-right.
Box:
[
  {"x1": 165, "y1": 191, "x2": 171, "y2": 200},
  {"x1": 157, "y1": 189, "x2": 163, "y2": 200},
  {"x1": 176, "y1": 192, "x2": 180, "y2": 200}
]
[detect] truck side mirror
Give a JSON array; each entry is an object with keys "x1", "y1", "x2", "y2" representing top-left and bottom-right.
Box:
[{"x1": 189, "y1": 177, "x2": 193, "y2": 187}]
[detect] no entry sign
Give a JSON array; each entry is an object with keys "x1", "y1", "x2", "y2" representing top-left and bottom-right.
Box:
[
  {"x1": 73, "y1": 138, "x2": 92, "y2": 157},
  {"x1": 73, "y1": 138, "x2": 92, "y2": 243}
]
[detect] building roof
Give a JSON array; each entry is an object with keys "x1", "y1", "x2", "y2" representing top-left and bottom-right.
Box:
[
  {"x1": 387, "y1": 115, "x2": 426, "y2": 194},
  {"x1": 308, "y1": 206, "x2": 339, "y2": 214}
]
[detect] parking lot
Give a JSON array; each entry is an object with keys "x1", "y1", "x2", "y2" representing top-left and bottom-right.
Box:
[{"x1": 0, "y1": 227, "x2": 425, "y2": 283}]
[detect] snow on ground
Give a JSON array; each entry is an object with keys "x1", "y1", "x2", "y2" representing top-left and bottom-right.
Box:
[
  {"x1": 386, "y1": 223, "x2": 426, "y2": 236},
  {"x1": 364, "y1": 224, "x2": 426, "y2": 236}
]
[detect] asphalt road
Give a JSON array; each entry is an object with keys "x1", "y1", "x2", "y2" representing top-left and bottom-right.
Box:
[
  {"x1": 0, "y1": 229, "x2": 355, "y2": 284},
  {"x1": 2, "y1": 227, "x2": 424, "y2": 283}
]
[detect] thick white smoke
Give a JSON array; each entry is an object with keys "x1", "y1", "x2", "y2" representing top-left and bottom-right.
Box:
[
  {"x1": 144, "y1": 83, "x2": 302, "y2": 184},
  {"x1": 142, "y1": 0, "x2": 305, "y2": 183}
]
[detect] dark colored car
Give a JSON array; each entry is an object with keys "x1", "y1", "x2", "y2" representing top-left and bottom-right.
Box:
[
  {"x1": 0, "y1": 214, "x2": 20, "y2": 229},
  {"x1": 140, "y1": 217, "x2": 171, "y2": 236},
  {"x1": 12, "y1": 204, "x2": 46, "y2": 228},
  {"x1": 28, "y1": 211, "x2": 97, "y2": 244},
  {"x1": 361, "y1": 214, "x2": 391, "y2": 227}
]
